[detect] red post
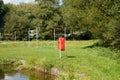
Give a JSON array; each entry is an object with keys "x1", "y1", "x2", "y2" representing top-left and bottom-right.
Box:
[{"x1": 58, "y1": 37, "x2": 65, "y2": 51}]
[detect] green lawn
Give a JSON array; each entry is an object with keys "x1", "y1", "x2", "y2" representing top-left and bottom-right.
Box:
[{"x1": 0, "y1": 40, "x2": 120, "y2": 80}]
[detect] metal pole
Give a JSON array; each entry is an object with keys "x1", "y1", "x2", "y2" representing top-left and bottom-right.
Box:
[
  {"x1": 39, "y1": 27, "x2": 42, "y2": 47},
  {"x1": 36, "y1": 27, "x2": 38, "y2": 48},
  {"x1": 15, "y1": 31, "x2": 16, "y2": 42},
  {"x1": 59, "y1": 49, "x2": 62, "y2": 59},
  {"x1": 54, "y1": 28, "x2": 56, "y2": 47},
  {"x1": 0, "y1": 32, "x2": 2, "y2": 42},
  {"x1": 0, "y1": 32, "x2": 1, "y2": 40},
  {"x1": 28, "y1": 28, "x2": 30, "y2": 48},
  {"x1": 64, "y1": 27, "x2": 66, "y2": 48}
]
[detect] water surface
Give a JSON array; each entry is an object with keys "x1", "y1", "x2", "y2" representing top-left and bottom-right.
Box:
[{"x1": 0, "y1": 65, "x2": 54, "y2": 80}]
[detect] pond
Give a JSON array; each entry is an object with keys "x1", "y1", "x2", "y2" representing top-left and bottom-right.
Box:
[{"x1": 0, "y1": 65, "x2": 55, "y2": 80}]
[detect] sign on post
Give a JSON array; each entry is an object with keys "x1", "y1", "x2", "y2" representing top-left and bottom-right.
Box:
[
  {"x1": 58, "y1": 37, "x2": 65, "y2": 51},
  {"x1": 58, "y1": 37, "x2": 65, "y2": 59}
]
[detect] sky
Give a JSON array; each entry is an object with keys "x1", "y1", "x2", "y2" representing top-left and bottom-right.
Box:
[
  {"x1": 3, "y1": 0, "x2": 35, "y2": 4},
  {"x1": 3, "y1": 0, "x2": 63, "y2": 5},
  {"x1": 59, "y1": 0, "x2": 63, "y2": 5}
]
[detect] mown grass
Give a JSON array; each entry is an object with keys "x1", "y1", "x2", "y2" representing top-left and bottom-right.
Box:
[{"x1": 0, "y1": 40, "x2": 120, "y2": 80}]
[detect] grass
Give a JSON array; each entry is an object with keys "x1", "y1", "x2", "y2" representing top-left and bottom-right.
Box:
[{"x1": 0, "y1": 40, "x2": 120, "y2": 80}]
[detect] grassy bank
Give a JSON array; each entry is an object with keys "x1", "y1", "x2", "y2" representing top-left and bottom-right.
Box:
[{"x1": 0, "y1": 40, "x2": 120, "y2": 80}]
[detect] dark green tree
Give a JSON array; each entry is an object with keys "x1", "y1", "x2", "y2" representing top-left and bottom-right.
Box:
[
  {"x1": 4, "y1": 1, "x2": 62, "y2": 40},
  {"x1": 0, "y1": 0, "x2": 6, "y2": 32},
  {"x1": 34, "y1": 0, "x2": 63, "y2": 39},
  {"x1": 4, "y1": 4, "x2": 29, "y2": 40}
]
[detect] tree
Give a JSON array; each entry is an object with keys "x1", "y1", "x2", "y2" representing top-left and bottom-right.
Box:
[
  {"x1": 4, "y1": 4, "x2": 30, "y2": 40},
  {"x1": 61, "y1": 0, "x2": 120, "y2": 41},
  {"x1": 3, "y1": 1, "x2": 62, "y2": 40},
  {"x1": 0, "y1": 0, "x2": 6, "y2": 32},
  {"x1": 34, "y1": 0, "x2": 63, "y2": 39},
  {"x1": 99, "y1": 0, "x2": 120, "y2": 49},
  {"x1": 61, "y1": 0, "x2": 94, "y2": 39}
]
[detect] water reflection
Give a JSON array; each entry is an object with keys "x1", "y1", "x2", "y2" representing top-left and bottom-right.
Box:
[
  {"x1": 0, "y1": 69, "x2": 4, "y2": 79},
  {"x1": 0, "y1": 70, "x2": 29, "y2": 80},
  {"x1": 4, "y1": 73, "x2": 29, "y2": 80},
  {"x1": 0, "y1": 66, "x2": 55, "y2": 80}
]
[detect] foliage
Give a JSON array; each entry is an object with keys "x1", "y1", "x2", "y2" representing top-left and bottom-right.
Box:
[
  {"x1": 0, "y1": 0, "x2": 120, "y2": 48},
  {"x1": 3, "y1": 1, "x2": 62, "y2": 40},
  {"x1": 57, "y1": 72, "x2": 79, "y2": 80},
  {"x1": 61, "y1": 0, "x2": 120, "y2": 41},
  {"x1": 0, "y1": 0, "x2": 7, "y2": 32}
]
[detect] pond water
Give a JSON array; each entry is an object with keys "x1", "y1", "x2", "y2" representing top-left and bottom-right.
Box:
[{"x1": 0, "y1": 65, "x2": 55, "y2": 80}]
